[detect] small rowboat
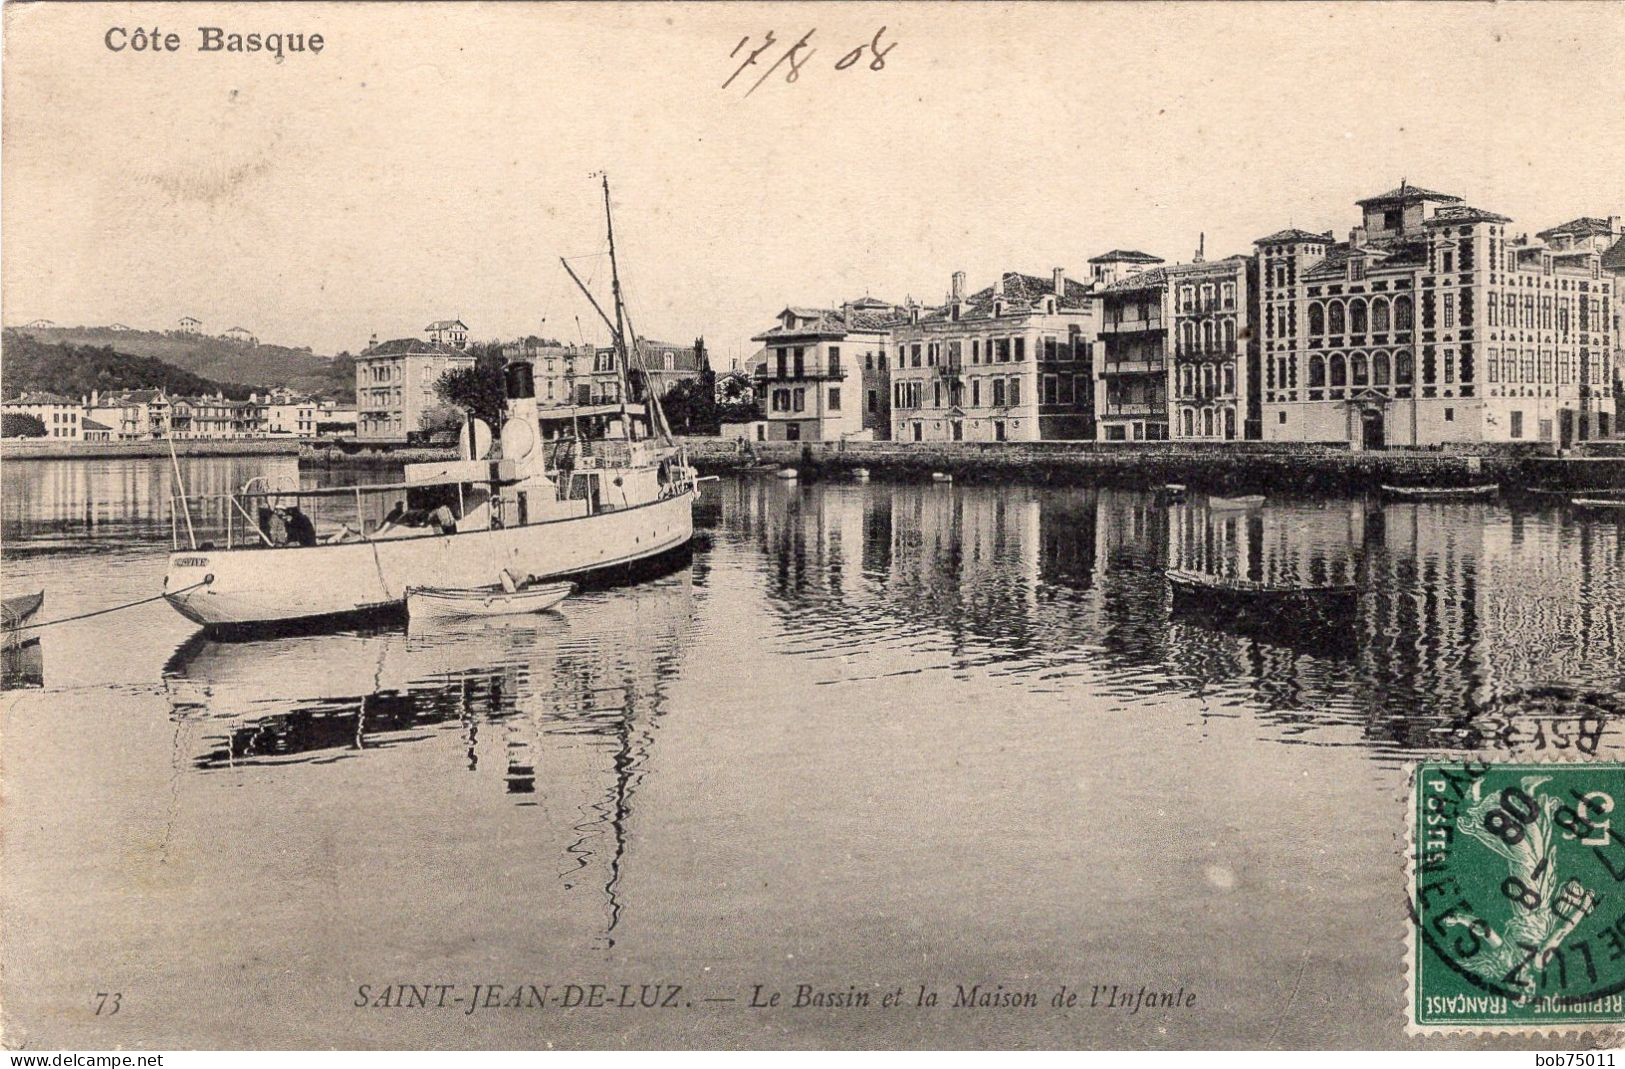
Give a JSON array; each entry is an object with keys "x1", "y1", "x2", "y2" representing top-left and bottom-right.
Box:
[
  {"x1": 2, "y1": 590, "x2": 44, "y2": 650},
  {"x1": 1209, "y1": 494, "x2": 1264, "y2": 510},
  {"x1": 931, "y1": 472, "x2": 953, "y2": 483},
  {"x1": 851, "y1": 467, "x2": 871, "y2": 481},
  {"x1": 1163, "y1": 483, "x2": 1187, "y2": 501},
  {"x1": 776, "y1": 467, "x2": 799, "y2": 480},
  {"x1": 1167, "y1": 568, "x2": 1358, "y2": 621},
  {"x1": 406, "y1": 581, "x2": 573, "y2": 622},
  {"x1": 1571, "y1": 497, "x2": 1625, "y2": 511},
  {"x1": 1380, "y1": 484, "x2": 1498, "y2": 499}
]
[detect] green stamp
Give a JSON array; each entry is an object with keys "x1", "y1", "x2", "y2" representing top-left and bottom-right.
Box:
[{"x1": 1410, "y1": 760, "x2": 1625, "y2": 1032}]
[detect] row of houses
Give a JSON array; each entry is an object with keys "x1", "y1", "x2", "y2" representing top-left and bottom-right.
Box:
[
  {"x1": 748, "y1": 183, "x2": 1623, "y2": 450},
  {"x1": 351, "y1": 318, "x2": 707, "y2": 442},
  {"x1": 1, "y1": 388, "x2": 350, "y2": 441}
]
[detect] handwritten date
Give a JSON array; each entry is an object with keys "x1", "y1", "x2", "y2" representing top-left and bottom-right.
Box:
[{"x1": 724, "y1": 27, "x2": 895, "y2": 97}]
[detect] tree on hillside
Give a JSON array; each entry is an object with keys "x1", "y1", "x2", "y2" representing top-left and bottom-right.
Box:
[
  {"x1": 0, "y1": 330, "x2": 256, "y2": 401},
  {"x1": 1, "y1": 413, "x2": 47, "y2": 438}
]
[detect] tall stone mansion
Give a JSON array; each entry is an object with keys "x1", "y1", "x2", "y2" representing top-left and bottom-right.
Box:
[{"x1": 1256, "y1": 184, "x2": 1617, "y2": 448}]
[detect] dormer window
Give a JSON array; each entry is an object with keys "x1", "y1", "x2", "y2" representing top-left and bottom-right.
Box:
[
  {"x1": 1043, "y1": 297, "x2": 1055, "y2": 314},
  {"x1": 993, "y1": 300, "x2": 1005, "y2": 318}
]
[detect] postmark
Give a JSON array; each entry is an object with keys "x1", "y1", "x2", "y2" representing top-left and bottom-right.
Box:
[{"x1": 1409, "y1": 760, "x2": 1625, "y2": 1034}]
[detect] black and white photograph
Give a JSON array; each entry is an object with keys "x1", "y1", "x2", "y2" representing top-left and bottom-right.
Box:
[{"x1": 2, "y1": 0, "x2": 1623, "y2": 1054}]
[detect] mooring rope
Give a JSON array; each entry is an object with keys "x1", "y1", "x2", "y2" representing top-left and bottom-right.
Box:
[{"x1": 5, "y1": 579, "x2": 210, "y2": 634}]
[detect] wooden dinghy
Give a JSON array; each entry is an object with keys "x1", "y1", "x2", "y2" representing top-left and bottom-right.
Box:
[
  {"x1": 1166, "y1": 568, "x2": 1358, "y2": 620},
  {"x1": 1209, "y1": 494, "x2": 1265, "y2": 510},
  {"x1": 851, "y1": 467, "x2": 871, "y2": 481},
  {"x1": 406, "y1": 581, "x2": 574, "y2": 622},
  {"x1": 775, "y1": 467, "x2": 799, "y2": 480},
  {"x1": 931, "y1": 472, "x2": 953, "y2": 483},
  {"x1": 1571, "y1": 497, "x2": 1625, "y2": 511},
  {"x1": 1380, "y1": 483, "x2": 1498, "y2": 500},
  {"x1": 2, "y1": 590, "x2": 44, "y2": 650}
]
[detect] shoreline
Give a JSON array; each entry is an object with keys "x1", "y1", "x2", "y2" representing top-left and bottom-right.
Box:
[
  {"x1": 681, "y1": 438, "x2": 1625, "y2": 493},
  {"x1": 2, "y1": 438, "x2": 304, "y2": 461}
]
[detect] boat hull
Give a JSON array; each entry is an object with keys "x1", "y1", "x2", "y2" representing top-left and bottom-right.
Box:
[{"x1": 165, "y1": 490, "x2": 694, "y2": 629}]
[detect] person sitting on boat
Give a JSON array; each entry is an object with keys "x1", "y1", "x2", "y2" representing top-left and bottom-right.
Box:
[
  {"x1": 427, "y1": 504, "x2": 456, "y2": 535},
  {"x1": 284, "y1": 506, "x2": 319, "y2": 547},
  {"x1": 373, "y1": 500, "x2": 408, "y2": 537},
  {"x1": 323, "y1": 523, "x2": 361, "y2": 544}
]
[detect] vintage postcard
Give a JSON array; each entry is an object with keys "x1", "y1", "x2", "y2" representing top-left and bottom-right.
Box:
[{"x1": 3, "y1": 0, "x2": 1624, "y2": 1055}]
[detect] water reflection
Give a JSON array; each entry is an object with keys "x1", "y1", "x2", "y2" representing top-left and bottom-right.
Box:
[
  {"x1": 713, "y1": 476, "x2": 1625, "y2": 759},
  {"x1": 161, "y1": 572, "x2": 696, "y2": 946}
]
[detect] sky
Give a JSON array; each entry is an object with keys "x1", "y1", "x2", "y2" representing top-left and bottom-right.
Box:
[{"x1": 5, "y1": 2, "x2": 1624, "y2": 369}]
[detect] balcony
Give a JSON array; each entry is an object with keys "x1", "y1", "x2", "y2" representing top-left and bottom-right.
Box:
[
  {"x1": 1099, "y1": 359, "x2": 1166, "y2": 376},
  {"x1": 754, "y1": 364, "x2": 849, "y2": 382},
  {"x1": 1174, "y1": 343, "x2": 1238, "y2": 360},
  {"x1": 1099, "y1": 316, "x2": 1165, "y2": 335},
  {"x1": 1101, "y1": 401, "x2": 1165, "y2": 416}
]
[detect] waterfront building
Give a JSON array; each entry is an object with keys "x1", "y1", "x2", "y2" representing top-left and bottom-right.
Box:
[
  {"x1": 80, "y1": 417, "x2": 113, "y2": 442},
  {"x1": 1092, "y1": 254, "x2": 1259, "y2": 442},
  {"x1": 587, "y1": 338, "x2": 708, "y2": 405},
  {"x1": 2, "y1": 391, "x2": 82, "y2": 439},
  {"x1": 259, "y1": 387, "x2": 317, "y2": 437},
  {"x1": 1091, "y1": 262, "x2": 1170, "y2": 442},
  {"x1": 1086, "y1": 249, "x2": 1164, "y2": 288},
  {"x1": 1256, "y1": 183, "x2": 1617, "y2": 448},
  {"x1": 186, "y1": 396, "x2": 238, "y2": 439},
  {"x1": 316, "y1": 401, "x2": 358, "y2": 434},
  {"x1": 354, "y1": 337, "x2": 475, "y2": 442},
  {"x1": 751, "y1": 298, "x2": 899, "y2": 441},
  {"x1": 888, "y1": 270, "x2": 1096, "y2": 443},
  {"x1": 425, "y1": 319, "x2": 470, "y2": 350}
]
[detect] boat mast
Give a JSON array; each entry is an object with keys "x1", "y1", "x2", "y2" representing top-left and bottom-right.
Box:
[
  {"x1": 600, "y1": 176, "x2": 674, "y2": 445},
  {"x1": 602, "y1": 176, "x2": 635, "y2": 430}
]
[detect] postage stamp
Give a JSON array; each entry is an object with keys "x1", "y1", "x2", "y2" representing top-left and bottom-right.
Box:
[{"x1": 1410, "y1": 760, "x2": 1625, "y2": 1034}]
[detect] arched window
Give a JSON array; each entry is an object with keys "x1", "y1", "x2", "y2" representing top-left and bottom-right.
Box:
[
  {"x1": 1309, "y1": 355, "x2": 1326, "y2": 387},
  {"x1": 1351, "y1": 353, "x2": 1369, "y2": 387},
  {"x1": 1203, "y1": 365, "x2": 1215, "y2": 394},
  {"x1": 1223, "y1": 319, "x2": 1236, "y2": 352},
  {"x1": 1373, "y1": 299, "x2": 1390, "y2": 332},
  {"x1": 1180, "y1": 321, "x2": 1195, "y2": 352},
  {"x1": 1395, "y1": 351, "x2": 1414, "y2": 384},
  {"x1": 1394, "y1": 296, "x2": 1413, "y2": 331},
  {"x1": 1222, "y1": 364, "x2": 1235, "y2": 395},
  {"x1": 1180, "y1": 365, "x2": 1193, "y2": 394},
  {"x1": 1202, "y1": 320, "x2": 1216, "y2": 351},
  {"x1": 1330, "y1": 354, "x2": 1347, "y2": 387},
  {"x1": 1203, "y1": 409, "x2": 1214, "y2": 437},
  {"x1": 1373, "y1": 351, "x2": 1391, "y2": 385},
  {"x1": 1351, "y1": 300, "x2": 1367, "y2": 334},
  {"x1": 1182, "y1": 409, "x2": 1195, "y2": 437},
  {"x1": 1310, "y1": 304, "x2": 1325, "y2": 335},
  {"x1": 1329, "y1": 303, "x2": 1346, "y2": 334}
]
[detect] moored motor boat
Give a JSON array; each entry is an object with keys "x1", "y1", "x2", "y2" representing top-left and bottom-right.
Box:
[
  {"x1": 1380, "y1": 483, "x2": 1498, "y2": 500},
  {"x1": 162, "y1": 177, "x2": 698, "y2": 632},
  {"x1": 406, "y1": 580, "x2": 574, "y2": 622},
  {"x1": 1209, "y1": 494, "x2": 1264, "y2": 510}
]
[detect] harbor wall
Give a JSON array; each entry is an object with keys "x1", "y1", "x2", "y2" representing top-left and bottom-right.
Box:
[
  {"x1": 681, "y1": 437, "x2": 1625, "y2": 493},
  {"x1": 1, "y1": 438, "x2": 303, "y2": 461}
]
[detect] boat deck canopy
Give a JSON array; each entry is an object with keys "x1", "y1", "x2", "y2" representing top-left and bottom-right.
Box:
[{"x1": 536, "y1": 402, "x2": 648, "y2": 421}]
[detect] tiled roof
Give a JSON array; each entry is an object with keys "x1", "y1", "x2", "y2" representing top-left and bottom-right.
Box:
[
  {"x1": 362, "y1": 338, "x2": 469, "y2": 358},
  {"x1": 81, "y1": 417, "x2": 112, "y2": 432},
  {"x1": 425, "y1": 319, "x2": 467, "y2": 331},
  {"x1": 1301, "y1": 244, "x2": 1355, "y2": 281},
  {"x1": 123, "y1": 389, "x2": 167, "y2": 403},
  {"x1": 1537, "y1": 217, "x2": 1617, "y2": 240},
  {"x1": 1355, "y1": 183, "x2": 1462, "y2": 207},
  {"x1": 1088, "y1": 249, "x2": 1163, "y2": 264},
  {"x1": 1101, "y1": 266, "x2": 1170, "y2": 293},
  {"x1": 1602, "y1": 237, "x2": 1625, "y2": 271},
  {"x1": 1426, "y1": 205, "x2": 1512, "y2": 226},
  {"x1": 911, "y1": 271, "x2": 1097, "y2": 324},
  {"x1": 4, "y1": 390, "x2": 77, "y2": 405},
  {"x1": 753, "y1": 304, "x2": 907, "y2": 341},
  {"x1": 1255, "y1": 228, "x2": 1334, "y2": 246}
]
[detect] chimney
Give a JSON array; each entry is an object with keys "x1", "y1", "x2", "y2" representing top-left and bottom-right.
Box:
[
  {"x1": 1350, "y1": 225, "x2": 1368, "y2": 247},
  {"x1": 1611, "y1": 215, "x2": 1622, "y2": 236},
  {"x1": 1053, "y1": 267, "x2": 1066, "y2": 296},
  {"x1": 367, "y1": 332, "x2": 378, "y2": 351},
  {"x1": 951, "y1": 271, "x2": 966, "y2": 301},
  {"x1": 993, "y1": 274, "x2": 1005, "y2": 297}
]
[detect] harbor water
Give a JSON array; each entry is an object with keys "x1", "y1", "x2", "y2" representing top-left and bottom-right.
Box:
[{"x1": 2, "y1": 455, "x2": 1623, "y2": 1048}]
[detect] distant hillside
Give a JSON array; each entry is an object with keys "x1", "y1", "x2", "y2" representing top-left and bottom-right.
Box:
[
  {"x1": 0, "y1": 331, "x2": 257, "y2": 401},
  {"x1": 9, "y1": 326, "x2": 354, "y2": 401}
]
